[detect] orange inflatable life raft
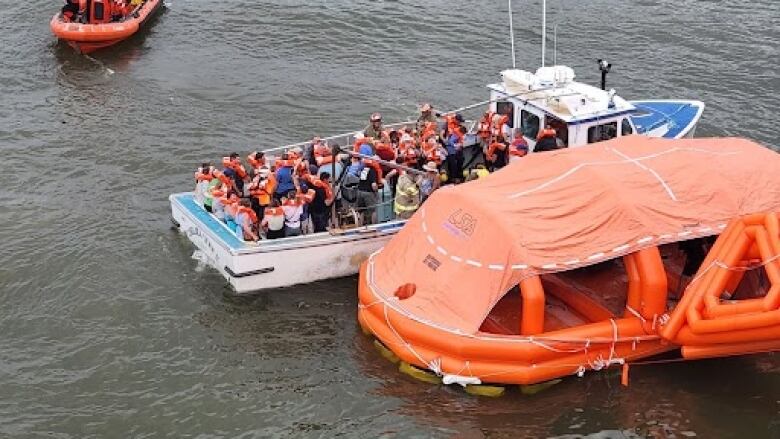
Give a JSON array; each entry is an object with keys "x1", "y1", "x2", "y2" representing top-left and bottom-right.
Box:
[
  {"x1": 50, "y1": 0, "x2": 164, "y2": 54},
  {"x1": 358, "y1": 136, "x2": 780, "y2": 388}
]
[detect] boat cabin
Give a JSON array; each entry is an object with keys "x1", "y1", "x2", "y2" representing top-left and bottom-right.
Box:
[{"x1": 487, "y1": 65, "x2": 637, "y2": 151}]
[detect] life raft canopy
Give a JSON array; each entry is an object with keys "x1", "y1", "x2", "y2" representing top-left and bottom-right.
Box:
[{"x1": 369, "y1": 136, "x2": 780, "y2": 335}]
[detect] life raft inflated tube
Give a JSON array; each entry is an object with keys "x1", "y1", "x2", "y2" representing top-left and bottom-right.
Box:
[{"x1": 50, "y1": 0, "x2": 164, "y2": 53}]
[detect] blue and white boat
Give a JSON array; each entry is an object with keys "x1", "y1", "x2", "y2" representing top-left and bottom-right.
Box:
[
  {"x1": 488, "y1": 65, "x2": 704, "y2": 151},
  {"x1": 170, "y1": 64, "x2": 704, "y2": 294}
]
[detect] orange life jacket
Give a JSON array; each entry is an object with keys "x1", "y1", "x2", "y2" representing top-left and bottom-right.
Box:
[
  {"x1": 223, "y1": 197, "x2": 240, "y2": 217},
  {"x1": 363, "y1": 160, "x2": 384, "y2": 185},
  {"x1": 237, "y1": 206, "x2": 258, "y2": 225},
  {"x1": 305, "y1": 175, "x2": 333, "y2": 201},
  {"x1": 263, "y1": 206, "x2": 285, "y2": 231},
  {"x1": 111, "y1": 0, "x2": 130, "y2": 18},
  {"x1": 478, "y1": 112, "x2": 494, "y2": 140},
  {"x1": 283, "y1": 188, "x2": 315, "y2": 207},
  {"x1": 492, "y1": 114, "x2": 510, "y2": 139},
  {"x1": 420, "y1": 122, "x2": 438, "y2": 141},
  {"x1": 509, "y1": 139, "x2": 529, "y2": 157},
  {"x1": 423, "y1": 143, "x2": 444, "y2": 165},
  {"x1": 212, "y1": 170, "x2": 233, "y2": 187},
  {"x1": 537, "y1": 128, "x2": 556, "y2": 140},
  {"x1": 195, "y1": 166, "x2": 215, "y2": 182},
  {"x1": 222, "y1": 157, "x2": 248, "y2": 179},
  {"x1": 445, "y1": 114, "x2": 461, "y2": 135},
  {"x1": 402, "y1": 147, "x2": 420, "y2": 166},
  {"x1": 314, "y1": 144, "x2": 332, "y2": 166},
  {"x1": 486, "y1": 142, "x2": 507, "y2": 161},
  {"x1": 249, "y1": 174, "x2": 276, "y2": 206},
  {"x1": 247, "y1": 152, "x2": 265, "y2": 169},
  {"x1": 89, "y1": 0, "x2": 111, "y2": 24}
]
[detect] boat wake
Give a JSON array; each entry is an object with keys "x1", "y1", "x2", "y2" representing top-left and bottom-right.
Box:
[{"x1": 191, "y1": 250, "x2": 211, "y2": 272}]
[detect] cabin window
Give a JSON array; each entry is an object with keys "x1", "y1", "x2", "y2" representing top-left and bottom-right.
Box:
[
  {"x1": 621, "y1": 118, "x2": 634, "y2": 136},
  {"x1": 496, "y1": 101, "x2": 515, "y2": 128},
  {"x1": 94, "y1": 2, "x2": 105, "y2": 20},
  {"x1": 588, "y1": 121, "x2": 618, "y2": 144},
  {"x1": 520, "y1": 110, "x2": 540, "y2": 139},
  {"x1": 545, "y1": 116, "x2": 569, "y2": 147}
]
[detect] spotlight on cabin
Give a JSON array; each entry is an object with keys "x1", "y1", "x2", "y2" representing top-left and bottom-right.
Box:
[{"x1": 597, "y1": 59, "x2": 612, "y2": 90}]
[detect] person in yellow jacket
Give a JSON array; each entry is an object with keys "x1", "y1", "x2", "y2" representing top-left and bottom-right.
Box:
[{"x1": 393, "y1": 170, "x2": 420, "y2": 219}]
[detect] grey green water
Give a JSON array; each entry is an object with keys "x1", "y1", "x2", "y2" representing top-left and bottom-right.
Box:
[{"x1": 1, "y1": 0, "x2": 779, "y2": 437}]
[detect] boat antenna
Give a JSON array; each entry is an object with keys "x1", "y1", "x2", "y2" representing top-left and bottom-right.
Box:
[
  {"x1": 541, "y1": 0, "x2": 547, "y2": 67},
  {"x1": 508, "y1": 0, "x2": 516, "y2": 68}
]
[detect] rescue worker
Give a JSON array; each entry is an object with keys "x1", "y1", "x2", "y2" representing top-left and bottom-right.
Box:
[
  {"x1": 247, "y1": 166, "x2": 276, "y2": 224},
  {"x1": 535, "y1": 125, "x2": 559, "y2": 152},
  {"x1": 261, "y1": 199, "x2": 286, "y2": 240},
  {"x1": 415, "y1": 103, "x2": 437, "y2": 133},
  {"x1": 393, "y1": 164, "x2": 420, "y2": 219},
  {"x1": 306, "y1": 172, "x2": 334, "y2": 233},
  {"x1": 235, "y1": 199, "x2": 259, "y2": 242},
  {"x1": 363, "y1": 112, "x2": 384, "y2": 140}
]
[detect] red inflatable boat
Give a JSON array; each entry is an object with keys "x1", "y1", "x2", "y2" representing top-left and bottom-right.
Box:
[{"x1": 50, "y1": 0, "x2": 164, "y2": 54}]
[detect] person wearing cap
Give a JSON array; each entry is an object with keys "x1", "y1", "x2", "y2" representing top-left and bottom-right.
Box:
[
  {"x1": 248, "y1": 166, "x2": 276, "y2": 224},
  {"x1": 363, "y1": 112, "x2": 384, "y2": 140},
  {"x1": 419, "y1": 161, "x2": 441, "y2": 202},
  {"x1": 416, "y1": 103, "x2": 437, "y2": 133}
]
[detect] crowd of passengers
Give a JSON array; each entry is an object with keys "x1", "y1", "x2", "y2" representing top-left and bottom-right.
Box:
[
  {"x1": 193, "y1": 103, "x2": 564, "y2": 242},
  {"x1": 61, "y1": 0, "x2": 141, "y2": 23}
]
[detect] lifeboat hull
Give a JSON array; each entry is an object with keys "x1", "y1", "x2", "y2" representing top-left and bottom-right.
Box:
[{"x1": 50, "y1": 0, "x2": 164, "y2": 54}]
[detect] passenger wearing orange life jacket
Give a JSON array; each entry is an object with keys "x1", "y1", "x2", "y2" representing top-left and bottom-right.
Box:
[
  {"x1": 508, "y1": 128, "x2": 529, "y2": 162},
  {"x1": 419, "y1": 121, "x2": 438, "y2": 143},
  {"x1": 273, "y1": 153, "x2": 296, "y2": 201},
  {"x1": 247, "y1": 151, "x2": 265, "y2": 171},
  {"x1": 222, "y1": 192, "x2": 241, "y2": 231},
  {"x1": 248, "y1": 166, "x2": 276, "y2": 223},
  {"x1": 491, "y1": 114, "x2": 510, "y2": 140},
  {"x1": 61, "y1": 0, "x2": 80, "y2": 22},
  {"x1": 535, "y1": 125, "x2": 559, "y2": 152},
  {"x1": 235, "y1": 199, "x2": 259, "y2": 242},
  {"x1": 486, "y1": 135, "x2": 509, "y2": 171},
  {"x1": 280, "y1": 175, "x2": 315, "y2": 237},
  {"x1": 477, "y1": 111, "x2": 495, "y2": 144},
  {"x1": 261, "y1": 199, "x2": 286, "y2": 239},
  {"x1": 422, "y1": 135, "x2": 445, "y2": 166},
  {"x1": 222, "y1": 152, "x2": 248, "y2": 195},
  {"x1": 313, "y1": 139, "x2": 333, "y2": 167},
  {"x1": 305, "y1": 172, "x2": 334, "y2": 233}
]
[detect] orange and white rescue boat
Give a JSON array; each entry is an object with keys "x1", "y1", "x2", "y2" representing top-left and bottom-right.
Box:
[
  {"x1": 358, "y1": 136, "x2": 780, "y2": 390},
  {"x1": 50, "y1": 0, "x2": 164, "y2": 54}
]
